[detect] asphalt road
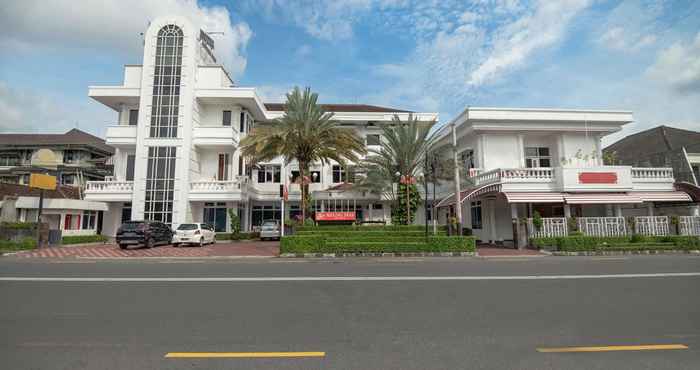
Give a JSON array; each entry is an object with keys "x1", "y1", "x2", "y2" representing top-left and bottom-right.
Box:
[{"x1": 1, "y1": 255, "x2": 699, "y2": 369}]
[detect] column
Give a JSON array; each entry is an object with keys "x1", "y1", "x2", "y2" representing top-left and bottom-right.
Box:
[
  {"x1": 489, "y1": 199, "x2": 497, "y2": 243},
  {"x1": 692, "y1": 204, "x2": 700, "y2": 217},
  {"x1": 605, "y1": 204, "x2": 613, "y2": 217},
  {"x1": 646, "y1": 202, "x2": 654, "y2": 216},
  {"x1": 614, "y1": 204, "x2": 623, "y2": 217},
  {"x1": 511, "y1": 203, "x2": 522, "y2": 249},
  {"x1": 563, "y1": 204, "x2": 571, "y2": 218}
]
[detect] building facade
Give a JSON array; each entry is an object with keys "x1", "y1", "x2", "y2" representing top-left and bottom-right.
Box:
[
  {"x1": 84, "y1": 16, "x2": 437, "y2": 237},
  {"x1": 0, "y1": 129, "x2": 114, "y2": 188},
  {"x1": 434, "y1": 108, "x2": 700, "y2": 246}
]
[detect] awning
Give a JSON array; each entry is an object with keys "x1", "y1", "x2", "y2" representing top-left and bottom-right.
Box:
[
  {"x1": 564, "y1": 193, "x2": 642, "y2": 204},
  {"x1": 436, "y1": 183, "x2": 501, "y2": 208},
  {"x1": 504, "y1": 192, "x2": 565, "y2": 203},
  {"x1": 629, "y1": 191, "x2": 692, "y2": 202}
]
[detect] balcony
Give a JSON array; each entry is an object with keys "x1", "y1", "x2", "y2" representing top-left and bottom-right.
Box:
[
  {"x1": 84, "y1": 181, "x2": 133, "y2": 202},
  {"x1": 468, "y1": 166, "x2": 675, "y2": 192},
  {"x1": 105, "y1": 125, "x2": 137, "y2": 147},
  {"x1": 192, "y1": 126, "x2": 239, "y2": 147},
  {"x1": 189, "y1": 179, "x2": 247, "y2": 201}
]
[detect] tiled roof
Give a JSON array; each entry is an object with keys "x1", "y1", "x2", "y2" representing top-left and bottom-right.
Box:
[
  {"x1": 0, "y1": 182, "x2": 81, "y2": 200},
  {"x1": 264, "y1": 103, "x2": 412, "y2": 113},
  {"x1": 0, "y1": 129, "x2": 114, "y2": 154},
  {"x1": 604, "y1": 125, "x2": 700, "y2": 158}
]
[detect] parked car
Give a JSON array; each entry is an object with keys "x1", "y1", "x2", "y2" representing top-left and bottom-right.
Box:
[
  {"x1": 116, "y1": 221, "x2": 173, "y2": 249},
  {"x1": 172, "y1": 223, "x2": 216, "y2": 247},
  {"x1": 260, "y1": 219, "x2": 281, "y2": 240}
]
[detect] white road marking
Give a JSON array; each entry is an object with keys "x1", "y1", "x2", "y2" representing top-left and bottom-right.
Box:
[{"x1": 0, "y1": 272, "x2": 699, "y2": 282}]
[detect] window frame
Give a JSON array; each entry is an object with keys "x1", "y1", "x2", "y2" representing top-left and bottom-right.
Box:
[
  {"x1": 524, "y1": 147, "x2": 551, "y2": 168},
  {"x1": 470, "y1": 201, "x2": 482, "y2": 230}
]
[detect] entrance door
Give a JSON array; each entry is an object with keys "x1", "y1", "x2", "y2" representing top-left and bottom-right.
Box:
[{"x1": 204, "y1": 203, "x2": 228, "y2": 232}]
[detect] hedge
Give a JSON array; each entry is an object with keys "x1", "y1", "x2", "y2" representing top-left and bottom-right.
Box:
[
  {"x1": 531, "y1": 235, "x2": 700, "y2": 252},
  {"x1": 296, "y1": 230, "x2": 442, "y2": 238},
  {"x1": 296, "y1": 225, "x2": 447, "y2": 232},
  {"x1": 62, "y1": 235, "x2": 108, "y2": 245},
  {"x1": 280, "y1": 235, "x2": 475, "y2": 254},
  {"x1": 0, "y1": 222, "x2": 36, "y2": 230},
  {"x1": 0, "y1": 237, "x2": 37, "y2": 252},
  {"x1": 215, "y1": 232, "x2": 260, "y2": 241}
]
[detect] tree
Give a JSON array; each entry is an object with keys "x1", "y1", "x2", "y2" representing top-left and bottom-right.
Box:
[
  {"x1": 240, "y1": 87, "x2": 366, "y2": 220},
  {"x1": 355, "y1": 114, "x2": 438, "y2": 224}
]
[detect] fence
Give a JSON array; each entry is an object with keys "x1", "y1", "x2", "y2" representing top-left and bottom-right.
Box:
[
  {"x1": 634, "y1": 216, "x2": 669, "y2": 236},
  {"x1": 679, "y1": 216, "x2": 700, "y2": 236},
  {"x1": 577, "y1": 217, "x2": 627, "y2": 237},
  {"x1": 527, "y1": 217, "x2": 567, "y2": 238}
]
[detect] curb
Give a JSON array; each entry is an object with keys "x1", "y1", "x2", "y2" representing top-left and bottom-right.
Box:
[
  {"x1": 550, "y1": 250, "x2": 700, "y2": 256},
  {"x1": 279, "y1": 252, "x2": 476, "y2": 258}
]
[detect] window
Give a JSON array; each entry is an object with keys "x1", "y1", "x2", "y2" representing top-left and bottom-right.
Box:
[
  {"x1": 471, "y1": 201, "x2": 482, "y2": 230},
  {"x1": 239, "y1": 112, "x2": 245, "y2": 133},
  {"x1": 222, "y1": 110, "x2": 232, "y2": 126},
  {"x1": 20, "y1": 174, "x2": 30, "y2": 184},
  {"x1": 64, "y1": 214, "x2": 81, "y2": 230},
  {"x1": 144, "y1": 147, "x2": 176, "y2": 224},
  {"x1": 126, "y1": 155, "x2": 135, "y2": 181},
  {"x1": 203, "y1": 202, "x2": 227, "y2": 232},
  {"x1": 63, "y1": 151, "x2": 75, "y2": 164},
  {"x1": 82, "y1": 211, "x2": 97, "y2": 230},
  {"x1": 128, "y1": 109, "x2": 139, "y2": 126},
  {"x1": 290, "y1": 170, "x2": 321, "y2": 183},
  {"x1": 372, "y1": 203, "x2": 383, "y2": 210},
  {"x1": 525, "y1": 147, "x2": 551, "y2": 168},
  {"x1": 693, "y1": 165, "x2": 700, "y2": 185},
  {"x1": 238, "y1": 156, "x2": 244, "y2": 176},
  {"x1": 251, "y1": 205, "x2": 281, "y2": 227},
  {"x1": 218, "y1": 153, "x2": 231, "y2": 181},
  {"x1": 257, "y1": 165, "x2": 281, "y2": 183},
  {"x1": 460, "y1": 150, "x2": 475, "y2": 170},
  {"x1": 0, "y1": 154, "x2": 20, "y2": 166},
  {"x1": 150, "y1": 25, "x2": 183, "y2": 138},
  {"x1": 332, "y1": 165, "x2": 346, "y2": 183},
  {"x1": 121, "y1": 203, "x2": 132, "y2": 223},
  {"x1": 366, "y1": 134, "x2": 381, "y2": 146},
  {"x1": 62, "y1": 174, "x2": 76, "y2": 185}
]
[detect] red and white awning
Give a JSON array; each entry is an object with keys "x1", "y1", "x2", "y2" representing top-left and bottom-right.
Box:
[
  {"x1": 503, "y1": 192, "x2": 565, "y2": 203},
  {"x1": 629, "y1": 191, "x2": 692, "y2": 202},
  {"x1": 563, "y1": 193, "x2": 642, "y2": 204}
]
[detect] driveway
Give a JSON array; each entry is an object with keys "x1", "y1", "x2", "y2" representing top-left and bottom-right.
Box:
[{"x1": 6, "y1": 241, "x2": 280, "y2": 259}]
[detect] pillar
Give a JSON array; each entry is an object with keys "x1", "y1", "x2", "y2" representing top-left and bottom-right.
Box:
[
  {"x1": 488, "y1": 199, "x2": 497, "y2": 244},
  {"x1": 646, "y1": 202, "x2": 655, "y2": 216},
  {"x1": 563, "y1": 204, "x2": 571, "y2": 218},
  {"x1": 614, "y1": 204, "x2": 623, "y2": 217},
  {"x1": 692, "y1": 204, "x2": 699, "y2": 217},
  {"x1": 511, "y1": 203, "x2": 523, "y2": 249},
  {"x1": 605, "y1": 204, "x2": 613, "y2": 217}
]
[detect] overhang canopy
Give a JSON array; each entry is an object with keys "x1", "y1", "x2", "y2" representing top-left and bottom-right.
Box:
[
  {"x1": 504, "y1": 192, "x2": 565, "y2": 203},
  {"x1": 629, "y1": 191, "x2": 692, "y2": 202},
  {"x1": 563, "y1": 193, "x2": 642, "y2": 204}
]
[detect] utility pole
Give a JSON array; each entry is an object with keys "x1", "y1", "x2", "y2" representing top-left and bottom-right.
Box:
[{"x1": 451, "y1": 122, "x2": 463, "y2": 235}]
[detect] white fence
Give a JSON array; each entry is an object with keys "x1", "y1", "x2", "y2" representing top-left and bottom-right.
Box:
[
  {"x1": 634, "y1": 216, "x2": 669, "y2": 236},
  {"x1": 528, "y1": 217, "x2": 567, "y2": 238},
  {"x1": 679, "y1": 216, "x2": 700, "y2": 236},
  {"x1": 577, "y1": 217, "x2": 627, "y2": 237}
]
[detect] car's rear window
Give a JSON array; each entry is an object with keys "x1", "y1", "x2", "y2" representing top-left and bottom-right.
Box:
[
  {"x1": 121, "y1": 222, "x2": 144, "y2": 230},
  {"x1": 262, "y1": 222, "x2": 277, "y2": 230},
  {"x1": 177, "y1": 224, "x2": 198, "y2": 230}
]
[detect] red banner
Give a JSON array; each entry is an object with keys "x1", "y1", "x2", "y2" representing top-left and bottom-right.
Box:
[
  {"x1": 578, "y1": 172, "x2": 618, "y2": 184},
  {"x1": 315, "y1": 212, "x2": 356, "y2": 221}
]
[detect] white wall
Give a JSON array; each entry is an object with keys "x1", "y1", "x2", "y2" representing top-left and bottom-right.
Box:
[
  {"x1": 481, "y1": 134, "x2": 520, "y2": 170},
  {"x1": 560, "y1": 132, "x2": 602, "y2": 167}
]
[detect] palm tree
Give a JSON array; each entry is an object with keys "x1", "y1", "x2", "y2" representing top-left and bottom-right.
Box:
[
  {"x1": 355, "y1": 114, "x2": 438, "y2": 224},
  {"x1": 240, "y1": 87, "x2": 366, "y2": 221}
]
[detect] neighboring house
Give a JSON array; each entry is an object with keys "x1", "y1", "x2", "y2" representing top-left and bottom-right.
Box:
[
  {"x1": 0, "y1": 129, "x2": 115, "y2": 187},
  {"x1": 604, "y1": 125, "x2": 700, "y2": 186},
  {"x1": 433, "y1": 108, "x2": 700, "y2": 246},
  {"x1": 0, "y1": 183, "x2": 107, "y2": 236},
  {"x1": 83, "y1": 16, "x2": 437, "y2": 237}
]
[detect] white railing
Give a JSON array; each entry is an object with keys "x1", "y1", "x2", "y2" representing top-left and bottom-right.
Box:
[
  {"x1": 473, "y1": 168, "x2": 555, "y2": 186},
  {"x1": 679, "y1": 216, "x2": 700, "y2": 236},
  {"x1": 528, "y1": 217, "x2": 567, "y2": 238},
  {"x1": 577, "y1": 217, "x2": 627, "y2": 237},
  {"x1": 85, "y1": 181, "x2": 133, "y2": 192},
  {"x1": 635, "y1": 216, "x2": 669, "y2": 236},
  {"x1": 190, "y1": 180, "x2": 242, "y2": 192},
  {"x1": 631, "y1": 167, "x2": 674, "y2": 180}
]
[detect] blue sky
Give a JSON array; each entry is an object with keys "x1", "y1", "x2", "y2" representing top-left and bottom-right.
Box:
[{"x1": 1, "y1": 0, "x2": 699, "y2": 145}]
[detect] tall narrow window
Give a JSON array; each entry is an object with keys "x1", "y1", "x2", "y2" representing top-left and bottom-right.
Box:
[
  {"x1": 238, "y1": 156, "x2": 244, "y2": 176},
  {"x1": 125, "y1": 155, "x2": 135, "y2": 181},
  {"x1": 525, "y1": 147, "x2": 551, "y2": 168},
  {"x1": 218, "y1": 153, "x2": 230, "y2": 180},
  {"x1": 239, "y1": 112, "x2": 245, "y2": 133},
  {"x1": 128, "y1": 109, "x2": 139, "y2": 126},
  {"x1": 222, "y1": 110, "x2": 232, "y2": 126},
  {"x1": 150, "y1": 25, "x2": 183, "y2": 138},
  {"x1": 460, "y1": 150, "x2": 475, "y2": 170},
  {"x1": 471, "y1": 201, "x2": 482, "y2": 230},
  {"x1": 332, "y1": 165, "x2": 346, "y2": 183},
  {"x1": 144, "y1": 147, "x2": 176, "y2": 224}
]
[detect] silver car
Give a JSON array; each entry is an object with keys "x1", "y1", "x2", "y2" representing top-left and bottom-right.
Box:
[{"x1": 259, "y1": 220, "x2": 280, "y2": 240}]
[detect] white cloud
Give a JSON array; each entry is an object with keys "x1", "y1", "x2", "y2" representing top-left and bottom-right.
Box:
[
  {"x1": 0, "y1": 81, "x2": 111, "y2": 136},
  {"x1": 595, "y1": 0, "x2": 665, "y2": 53},
  {"x1": 0, "y1": 0, "x2": 252, "y2": 77},
  {"x1": 647, "y1": 32, "x2": 700, "y2": 94}
]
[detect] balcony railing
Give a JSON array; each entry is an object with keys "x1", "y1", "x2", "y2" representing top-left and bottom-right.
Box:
[
  {"x1": 190, "y1": 180, "x2": 245, "y2": 192},
  {"x1": 85, "y1": 181, "x2": 133, "y2": 192},
  {"x1": 472, "y1": 167, "x2": 555, "y2": 186},
  {"x1": 631, "y1": 167, "x2": 674, "y2": 181}
]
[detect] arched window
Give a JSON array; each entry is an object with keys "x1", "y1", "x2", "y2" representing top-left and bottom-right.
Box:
[{"x1": 150, "y1": 25, "x2": 183, "y2": 138}]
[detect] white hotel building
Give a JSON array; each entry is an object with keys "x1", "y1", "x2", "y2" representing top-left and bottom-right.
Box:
[
  {"x1": 84, "y1": 16, "x2": 700, "y2": 243},
  {"x1": 84, "y1": 16, "x2": 437, "y2": 237}
]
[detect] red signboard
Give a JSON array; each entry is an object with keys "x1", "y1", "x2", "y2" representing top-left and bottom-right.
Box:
[
  {"x1": 315, "y1": 212, "x2": 356, "y2": 221},
  {"x1": 578, "y1": 172, "x2": 618, "y2": 184}
]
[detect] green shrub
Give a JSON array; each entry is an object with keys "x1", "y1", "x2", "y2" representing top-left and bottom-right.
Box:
[
  {"x1": 62, "y1": 235, "x2": 108, "y2": 245},
  {"x1": 280, "y1": 235, "x2": 325, "y2": 253},
  {"x1": 0, "y1": 237, "x2": 37, "y2": 251},
  {"x1": 296, "y1": 225, "x2": 447, "y2": 232},
  {"x1": 0, "y1": 222, "x2": 36, "y2": 230},
  {"x1": 231, "y1": 232, "x2": 260, "y2": 240},
  {"x1": 530, "y1": 235, "x2": 700, "y2": 251},
  {"x1": 280, "y1": 235, "x2": 475, "y2": 254}
]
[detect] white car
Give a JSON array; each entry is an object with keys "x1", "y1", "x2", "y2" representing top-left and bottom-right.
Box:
[{"x1": 172, "y1": 223, "x2": 216, "y2": 247}]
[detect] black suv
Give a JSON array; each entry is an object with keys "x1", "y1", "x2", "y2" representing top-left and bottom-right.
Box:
[{"x1": 116, "y1": 221, "x2": 173, "y2": 249}]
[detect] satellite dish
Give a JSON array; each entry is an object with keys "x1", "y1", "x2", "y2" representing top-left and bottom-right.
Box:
[{"x1": 31, "y1": 149, "x2": 59, "y2": 170}]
